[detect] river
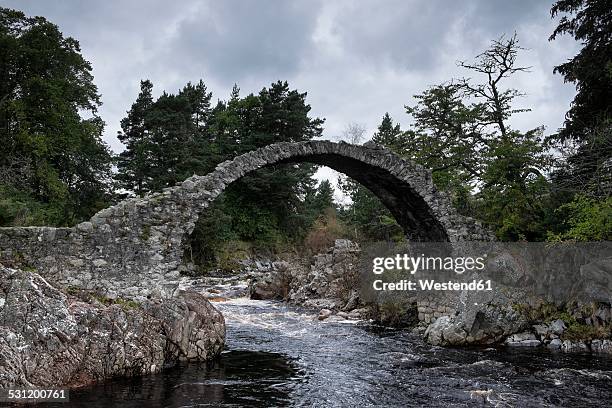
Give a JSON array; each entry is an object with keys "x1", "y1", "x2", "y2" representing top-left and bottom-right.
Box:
[{"x1": 48, "y1": 293, "x2": 612, "y2": 408}]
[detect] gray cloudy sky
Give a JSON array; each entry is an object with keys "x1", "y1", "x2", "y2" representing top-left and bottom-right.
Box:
[{"x1": 6, "y1": 1, "x2": 579, "y2": 191}]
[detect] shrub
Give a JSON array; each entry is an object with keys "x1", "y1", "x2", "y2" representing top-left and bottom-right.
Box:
[
  {"x1": 217, "y1": 240, "x2": 252, "y2": 272},
  {"x1": 304, "y1": 208, "x2": 346, "y2": 254},
  {"x1": 547, "y1": 195, "x2": 612, "y2": 241}
]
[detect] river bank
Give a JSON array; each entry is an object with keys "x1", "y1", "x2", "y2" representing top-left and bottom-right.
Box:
[{"x1": 246, "y1": 240, "x2": 612, "y2": 354}]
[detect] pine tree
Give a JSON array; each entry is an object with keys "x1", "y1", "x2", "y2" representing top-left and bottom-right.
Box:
[
  {"x1": 550, "y1": 0, "x2": 611, "y2": 142},
  {"x1": 116, "y1": 80, "x2": 214, "y2": 195},
  {"x1": 402, "y1": 83, "x2": 484, "y2": 192},
  {"x1": 338, "y1": 114, "x2": 404, "y2": 242},
  {"x1": 116, "y1": 80, "x2": 154, "y2": 196},
  {"x1": 229, "y1": 83, "x2": 240, "y2": 101},
  {"x1": 219, "y1": 81, "x2": 324, "y2": 244},
  {"x1": 372, "y1": 113, "x2": 402, "y2": 149},
  {"x1": 175, "y1": 80, "x2": 213, "y2": 180},
  {"x1": 549, "y1": 0, "x2": 612, "y2": 197},
  {"x1": 312, "y1": 180, "x2": 335, "y2": 214}
]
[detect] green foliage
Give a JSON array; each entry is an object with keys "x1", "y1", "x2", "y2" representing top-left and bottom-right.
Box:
[
  {"x1": 68, "y1": 288, "x2": 141, "y2": 310},
  {"x1": 343, "y1": 36, "x2": 555, "y2": 241},
  {"x1": 547, "y1": 195, "x2": 612, "y2": 241},
  {"x1": 116, "y1": 80, "x2": 214, "y2": 196},
  {"x1": 512, "y1": 301, "x2": 570, "y2": 323},
  {"x1": 369, "y1": 300, "x2": 417, "y2": 328},
  {"x1": 399, "y1": 30, "x2": 612, "y2": 242},
  {"x1": 403, "y1": 84, "x2": 484, "y2": 193},
  {"x1": 0, "y1": 184, "x2": 59, "y2": 225},
  {"x1": 338, "y1": 176, "x2": 403, "y2": 243},
  {"x1": 115, "y1": 80, "x2": 154, "y2": 196},
  {"x1": 476, "y1": 130, "x2": 553, "y2": 241},
  {"x1": 93, "y1": 294, "x2": 140, "y2": 310},
  {"x1": 550, "y1": 0, "x2": 612, "y2": 143},
  {"x1": 305, "y1": 180, "x2": 335, "y2": 217},
  {"x1": 0, "y1": 8, "x2": 113, "y2": 226},
  {"x1": 367, "y1": 265, "x2": 418, "y2": 327},
  {"x1": 113, "y1": 298, "x2": 141, "y2": 310},
  {"x1": 562, "y1": 323, "x2": 608, "y2": 341},
  {"x1": 512, "y1": 301, "x2": 611, "y2": 341},
  {"x1": 371, "y1": 112, "x2": 402, "y2": 149},
  {"x1": 379, "y1": 35, "x2": 555, "y2": 240},
  {"x1": 207, "y1": 81, "x2": 325, "y2": 252},
  {"x1": 221, "y1": 191, "x2": 287, "y2": 246},
  {"x1": 139, "y1": 224, "x2": 151, "y2": 242},
  {"x1": 184, "y1": 198, "x2": 237, "y2": 272},
  {"x1": 217, "y1": 240, "x2": 253, "y2": 273},
  {"x1": 549, "y1": 0, "x2": 612, "y2": 197}
]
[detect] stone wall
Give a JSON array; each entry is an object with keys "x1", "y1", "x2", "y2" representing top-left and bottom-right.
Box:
[
  {"x1": 417, "y1": 300, "x2": 456, "y2": 325},
  {"x1": 0, "y1": 141, "x2": 492, "y2": 300}
]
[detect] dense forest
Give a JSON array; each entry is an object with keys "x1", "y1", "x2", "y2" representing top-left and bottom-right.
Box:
[{"x1": 0, "y1": 1, "x2": 610, "y2": 272}]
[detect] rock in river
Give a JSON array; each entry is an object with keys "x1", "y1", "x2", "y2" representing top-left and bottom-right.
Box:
[{"x1": 0, "y1": 266, "x2": 225, "y2": 388}]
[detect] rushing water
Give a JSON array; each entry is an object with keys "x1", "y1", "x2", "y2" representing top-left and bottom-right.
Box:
[{"x1": 41, "y1": 297, "x2": 612, "y2": 407}]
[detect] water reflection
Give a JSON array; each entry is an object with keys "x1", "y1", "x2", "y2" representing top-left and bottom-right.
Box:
[{"x1": 43, "y1": 351, "x2": 297, "y2": 408}]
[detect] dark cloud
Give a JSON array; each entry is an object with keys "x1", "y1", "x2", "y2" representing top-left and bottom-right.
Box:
[
  {"x1": 163, "y1": 0, "x2": 322, "y2": 83},
  {"x1": 2, "y1": 0, "x2": 579, "y2": 158},
  {"x1": 463, "y1": 0, "x2": 550, "y2": 33},
  {"x1": 321, "y1": 1, "x2": 457, "y2": 71},
  {"x1": 314, "y1": 0, "x2": 550, "y2": 72}
]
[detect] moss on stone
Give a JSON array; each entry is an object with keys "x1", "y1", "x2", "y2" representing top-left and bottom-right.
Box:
[
  {"x1": 140, "y1": 224, "x2": 151, "y2": 241},
  {"x1": 89, "y1": 293, "x2": 140, "y2": 310},
  {"x1": 114, "y1": 298, "x2": 140, "y2": 310}
]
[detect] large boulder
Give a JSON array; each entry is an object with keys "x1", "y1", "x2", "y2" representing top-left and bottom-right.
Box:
[
  {"x1": 248, "y1": 261, "x2": 293, "y2": 300},
  {"x1": 0, "y1": 266, "x2": 225, "y2": 388},
  {"x1": 425, "y1": 303, "x2": 528, "y2": 346}
]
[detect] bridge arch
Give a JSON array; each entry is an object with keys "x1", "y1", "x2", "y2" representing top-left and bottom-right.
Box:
[
  {"x1": 0, "y1": 141, "x2": 492, "y2": 298},
  {"x1": 175, "y1": 140, "x2": 479, "y2": 242}
]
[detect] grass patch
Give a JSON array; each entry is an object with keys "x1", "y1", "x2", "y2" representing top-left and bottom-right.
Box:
[
  {"x1": 563, "y1": 324, "x2": 611, "y2": 341},
  {"x1": 70, "y1": 290, "x2": 141, "y2": 311},
  {"x1": 217, "y1": 240, "x2": 252, "y2": 272}
]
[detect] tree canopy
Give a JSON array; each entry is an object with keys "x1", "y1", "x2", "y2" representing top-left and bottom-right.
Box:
[
  {"x1": 549, "y1": 0, "x2": 612, "y2": 198},
  {"x1": 0, "y1": 7, "x2": 112, "y2": 226}
]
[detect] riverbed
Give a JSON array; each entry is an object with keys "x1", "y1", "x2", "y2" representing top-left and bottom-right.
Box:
[{"x1": 52, "y1": 296, "x2": 612, "y2": 407}]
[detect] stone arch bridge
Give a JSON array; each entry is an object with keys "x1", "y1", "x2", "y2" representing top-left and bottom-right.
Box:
[{"x1": 0, "y1": 141, "x2": 491, "y2": 298}]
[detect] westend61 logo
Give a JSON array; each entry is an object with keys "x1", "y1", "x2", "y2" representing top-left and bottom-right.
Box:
[{"x1": 371, "y1": 253, "x2": 493, "y2": 292}]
